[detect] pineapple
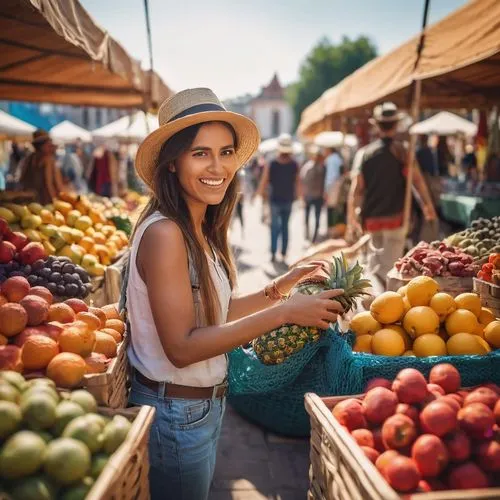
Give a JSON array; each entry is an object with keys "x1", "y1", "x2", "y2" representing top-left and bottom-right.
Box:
[{"x1": 252, "y1": 253, "x2": 371, "y2": 365}]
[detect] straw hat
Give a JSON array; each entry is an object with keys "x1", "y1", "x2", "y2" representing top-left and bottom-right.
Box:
[
  {"x1": 32, "y1": 129, "x2": 51, "y2": 144},
  {"x1": 276, "y1": 133, "x2": 294, "y2": 154},
  {"x1": 135, "y1": 88, "x2": 260, "y2": 187},
  {"x1": 369, "y1": 102, "x2": 404, "y2": 125}
]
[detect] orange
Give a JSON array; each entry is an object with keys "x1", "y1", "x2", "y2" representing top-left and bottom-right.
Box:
[
  {"x1": 58, "y1": 324, "x2": 96, "y2": 357},
  {"x1": 402, "y1": 296, "x2": 411, "y2": 316},
  {"x1": 21, "y1": 335, "x2": 59, "y2": 370},
  {"x1": 46, "y1": 352, "x2": 86, "y2": 388},
  {"x1": 93, "y1": 332, "x2": 117, "y2": 358},
  {"x1": 406, "y1": 276, "x2": 439, "y2": 307},
  {"x1": 472, "y1": 323, "x2": 485, "y2": 339},
  {"x1": 104, "y1": 319, "x2": 125, "y2": 336},
  {"x1": 484, "y1": 320, "x2": 500, "y2": 348},
  {"x1": 100, "y1": 328, "x2": 122, "y2": 343},
  {"x1": 403, "y1": 306, "x2": 440, "y2": 338},
  {"x1": 445, "y1": 309, "x2": 479, "y2": 336},
  {"x1": 101, "y1": 304, "x2": 121, "y2": 321},
  {"x1": 478, "y1": 307, "x2": 496, "y2": 326},
  {"x1": 384, "y1": 324, "x2": 412, "y2": 350},
  {"x1": 429, "y1": 293, "x2": 457, "y2": 322},
  {"x1": 79, "y1": 236, "x2": 94, "y2": 253},
  {"x1": 397, "y1": 285, "x2": 408, "y2": 297},
  {"x1": 92, "y1": 232, "x2": 106, "y2": 245},
  {"x1": 75, "y1": 312, "x2": 101, "y2": 332},
  {"x1": 353, "y1": 335, "x2": 372, "y2": 353},
  {"x1": 412, "y1": 334, "x2": 447, "y2": 357},
  {"x1": 349, "y1": 312, "x2": 381, "y2": 336},
  {"x1": 370, "y1": 292, "x2": 405, "y2": 324},
  {"x1": 477, "y1": 337, "x2": 492, "y2": 353},
  {"x1": 371, "y1": 329, "x2": 406, "y2": 356},
  {"x1": 88, "y1": 307, "x2": 106, "y2": 329},
  {"x1": 446, "y1": 333, "x2": 488, "y2": 356},
  {"x1": 454, "y1": 293, "x2": 482, "y2": 318}
]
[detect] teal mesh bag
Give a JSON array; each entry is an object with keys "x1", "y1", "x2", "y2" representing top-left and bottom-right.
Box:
[{"x1": 228, "y1": 326, "x2": 500, "y2": 437}]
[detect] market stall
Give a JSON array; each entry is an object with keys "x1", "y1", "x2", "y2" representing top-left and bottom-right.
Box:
[
  {"x1": 92, "y1": 112, "x2": 157, "y2": 143},
  {"x1": 409, "y1": 111, "x2": 477, "y2": 137},
  {"x1": 50, "y1": 120, "x2": 92, "y2": 143},
  {"x1": 0, "y1": 109, "x2": 36, "y2": 139}
]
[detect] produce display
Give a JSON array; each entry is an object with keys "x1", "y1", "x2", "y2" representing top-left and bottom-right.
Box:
[
  {"x1": 252, "y1": 254, "x2": 371, "y2": 364},
  {"x1": 445, "y1": 216, "x2": 500, "y2": 261},
  {"x1": 395, "y1": 241, "x2": 478, "y2": 278},
  {"x1": 0, "y1": 276, "x2": 125, "y2": 387},
  {"x1": 332, "y1": 364, "x2": 500, "y2": 493},
  {"x1": 349, "y1": 276, "x2": 499, "y2": 357},
  {"x1": 0, "y1": 192, "x2": 130, "y2": 277},
  {"x1": 0, "y1": 372, "x2": 131, "y2": 499},
  {"x1": 478, "y1": 253, "x2": 500, "y2": 285}
]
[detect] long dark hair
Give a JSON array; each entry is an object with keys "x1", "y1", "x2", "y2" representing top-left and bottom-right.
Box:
[{"x1": 134, "y1": 121, "x2": 238, "y2": 326}]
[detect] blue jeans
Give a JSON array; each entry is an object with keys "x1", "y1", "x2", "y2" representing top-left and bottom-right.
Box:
[
  {"x1": 128, "y1": 374, "x2": 226, "y2": 500},
  {"x1": 270, "y1": 202, "x2": 292, "y2": 256}
]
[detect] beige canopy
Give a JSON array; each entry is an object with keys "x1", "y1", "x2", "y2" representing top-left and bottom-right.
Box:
[
  {"x1": 299, "y1": 0, "x2": 500, "y2": 137},
  {"x1": 0, "y1": 0, "x2": 172, "y2": 108}
]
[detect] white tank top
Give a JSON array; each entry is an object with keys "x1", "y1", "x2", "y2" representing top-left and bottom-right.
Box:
[{"x1": 126, "y1": 212, "x2": 230, "y2": 386}]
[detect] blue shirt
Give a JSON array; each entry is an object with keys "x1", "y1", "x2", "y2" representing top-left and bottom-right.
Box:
[{"x1": 324, "y1": 152, "x2": 343, "y2": 191}]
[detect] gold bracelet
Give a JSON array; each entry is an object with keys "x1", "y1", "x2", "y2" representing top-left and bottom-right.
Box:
[{"x1": 264, "y1": 280, "x2": 288, "y2": 301}]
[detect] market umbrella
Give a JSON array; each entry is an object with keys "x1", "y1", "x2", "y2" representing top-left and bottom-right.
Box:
[
  {"x1": 92, "y1": 112, "x2": 157, "y2": 142},
  {"x1": 0, "y1": 109, "x2": 36, "y2": 138},
  {"x1": 409, "y1": 111, "x2": 477, "y2": 136},
  {"x1": 314, "y1": 131, "x2": 358, "y2": 148},
  {"x1": 50, "y1": 120, "x2": 92, "y2": 142},
  {"x1": 0, "y1": 0, "x2": 172, "y2": 108}
]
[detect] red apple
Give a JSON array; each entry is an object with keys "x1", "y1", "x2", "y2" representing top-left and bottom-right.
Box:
[
  {"x1": 0, "y1": 241, "x2": 16, "y2": 264},
  {"x1": 6, "y1": 231, "x2": 29, "y2": 251},
  {"x1": 18, "y1": 242, "x2": 47, "y2": 265}
]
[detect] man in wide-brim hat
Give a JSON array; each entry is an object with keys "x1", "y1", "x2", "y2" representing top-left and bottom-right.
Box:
[{"x1": 347, "y1": 102, "x2": 437, "y2": 282}]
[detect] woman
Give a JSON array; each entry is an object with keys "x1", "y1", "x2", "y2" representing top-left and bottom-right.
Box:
[
  {"x1": 19, "y1": 129, "x2": 65, "y2": 204},
  {"x1": 124, "y1": 89, "x2": 343, "y2": 500}
]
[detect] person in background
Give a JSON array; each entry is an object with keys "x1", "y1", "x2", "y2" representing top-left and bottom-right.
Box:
[
  {"x1": 416, "y1": 135, "x2": 437, "y2": 177},
  {"x1": 462, "y1": 144, "x2": 478, "y2": 180},
  {"x1": 60, "y1": 143, "x2": 87, "y2": 193},
  {"x1": 324, "y1": 145, "x2": 344, "y2": 237},
  {"x1": 348, "y1": 103, "x2": 437, "y2": 282},
  {"x1": 86, "y1": 144, "x2": 119, "y2": 197},
  {"x1": 300, "y1": 145, "x2": 325, "y2": 243},
  {"x1": 19, "y1": 129, "x2": 65, "y2": 204},
  {"x1": 436, "y1": 135, "x2": 453, "y2": 177},
  {"x1": 256, "y1": 134, "x2": 300, "y2": 263}
]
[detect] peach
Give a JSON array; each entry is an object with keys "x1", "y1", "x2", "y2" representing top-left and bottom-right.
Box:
[
  {"x1": 382, "y1": 414, "x2": 417, "y2": 450},
  {"x1": 476, "y1": 440, "x2": 500, "y2": 472},
  {"x1": 101, "y1": 303, "x2": 121, "y2": 320},
  {"x1": 411, "y1": 434, "x2": 449, "y2": 478},
  {"x1": 100, "y1": 328, "x2": 122, "y2": 343},
  {"x1": 440, "y1": 395, "x2": 461, "y2": 413},
  {"x1": 14, "y1": 326, "x2": 54, "y2": 347},
  {"x1": 29, "y1": 286, "x2": 53, "y2": 305},
  {"x1": 0, "y1": 303, "x2": 28, "y2": 337},
  {"x1": 363, "y1": 387, "x2": 398, "y2": 424},
  {"x1": 351, "y1": 428, "x2": 374, "y2": 448},
  {"x1": 427, "y1": 383, "x2": 445, "y2": 397},
  {"x1": 385, "y1": 456, "x2": 421, "y2": 492},
  {"x1": 84, "y1": 352, "x2": 109, "y2": 374},
  {"x1": 429, "y1": 363, "x2": 461, "y2": 394},
  {"x1": 0, "y1": 294, "x2": 8, "y2": 306},
  {"x1": 47, "y1": 303, "x2": 76, "y2": 324},
  {"x1": 392, "y1": 368, "x2": 428, "y2": 404},
  {"x1": 375, "y1": 449, "x2": 400, "y2": 476},
  {"x1": 395, "y1": 403, "x2": 419, "y2": 425},
  {"x1": 88, "y1": 307, "x2": 107, "y2": 328},
  {"x1": 447, "y1": 462, "x2": 488, "y2": 489},
  {"x1": 371, "y1": 427, "x2": 385, "y2": 453},
  {"x1": 1, "y1": 276, "x2": 30, "y2": 303},
  {"x1": 443, "y1": 430, "x2": 470, "y2": 463},
  {"x1": 420, "y1": 401, "x2": 457, "y2": 437},
  {"x1": 361, "y1": 446, "x2": 379, "y2": 464},
  {"x1": 0, "y1": 345, "x2": 23, "y2": 372},
  {"x1": 464, "y1": 387, "x2": 498, "y2": 410},
  {"x1": 19, "y1": 294, "x2": 49, "y2": 326},
  {"x1": 458, "y1": 403, "x2": 495, "y2": 439},
  {"x1": 332, "y1": 398, "x2": 367, "y2": 431},
  {"x1": 64, "y1": 298, "x2": 88, "y2": 314},
  {"x1": 104, "y1": 319, "x2": 125, "y2": 335},
  {"x1": 75, "y1": 312, "x2": 101, "y2": 331},
  {"x1": 365, "y1": 377, "x2": 392, "y2": 392}
]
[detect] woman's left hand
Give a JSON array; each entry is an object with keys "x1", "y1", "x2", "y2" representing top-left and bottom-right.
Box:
[{"x1": 276, "y1": 260, "x2": 330, "y2": 295}]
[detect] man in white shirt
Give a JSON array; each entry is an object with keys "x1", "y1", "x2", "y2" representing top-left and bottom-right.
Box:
[{"x1": 324, "y1": 147, "x2": 344, "y2": 237}]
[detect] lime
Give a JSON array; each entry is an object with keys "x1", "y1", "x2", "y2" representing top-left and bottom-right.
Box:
[
  {"x1": 0, "y1": 401, "x2": 21, "y2": 439},
  {"x1": 43, "y1": 438, "x2": 91, "y2": 485},
  {"x1": 0, "y1": 430, "x2": 46, "y2": 479}
]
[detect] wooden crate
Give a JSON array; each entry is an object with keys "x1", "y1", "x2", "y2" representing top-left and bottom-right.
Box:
[
  {"x1": 386, "y1": 268, "x2": 473, "y2": 297},
  {"x1": 474, "y1": 278, "x2": 500, "y2": 317},
  {"x1": 87, "y1": 405, "x2": 155, "y2": 500},
  {"x1": 305, "y1": 393, "x2": 500, "y2": 500},
  {"x1": 82, "y1": 334, "x2": 129, "y2": 408}
]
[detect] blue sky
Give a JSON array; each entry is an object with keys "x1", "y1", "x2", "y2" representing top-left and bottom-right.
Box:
[{"x1": 80, "y1": 0, "x2": 468, "y2": 99}]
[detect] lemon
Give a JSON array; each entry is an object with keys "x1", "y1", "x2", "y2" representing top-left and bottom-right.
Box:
[
  {"x1": 454, "y1": 293, "x2": 482, "y2": 318},
  {"x1": 447, "y1": 333, "x2": 488, "y2": 355},
  {"x1": 371, "y1": 329, "x2": 405, "y2": 356},
  {"x1": 370, "y1": 292, "x2": 405, "y2": 324},
  {"x1": 349, "y1": 311, "x2": 382, "y2": 336},
  {"x1": 403, "y1": 306, "x2": 440, "y2": 338},
  {"x1": 353, "y1": 334, "x2": 372, "y2": 353},
  {"x1": 445, "y1": 309, "x2": 479, "y2": 336},
  {"x1": 429, "y1": 292, "x2": 457, "y2": 322},
  {"x1": 484, "y1": 320, "x2": 500, "y2": 348},
  {"x1": 413, "y1": 334, "x2": 447, "y2": 357},
  {"x1": 406, "y1": 276, "x2": 439, "y2": 307}
]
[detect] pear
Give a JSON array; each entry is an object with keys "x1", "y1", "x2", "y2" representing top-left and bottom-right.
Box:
[
  {"x1": 27, "y1": 203, "x2": 43, "y2": 215},
  {"x1": 21, "y1": 215, "x2": 42, "y2": 230}
]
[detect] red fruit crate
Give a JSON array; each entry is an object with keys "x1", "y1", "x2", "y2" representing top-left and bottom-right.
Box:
[{"x1": 304, "y1": 393, "x2": 500, "y2": 500}]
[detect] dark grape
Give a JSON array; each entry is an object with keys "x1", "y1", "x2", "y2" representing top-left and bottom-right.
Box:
[
  {"x1": 62, "y1": 263, "x2": 76, "y2": 274},
  {"x1": 40, "y1": 268, "x2": 52, "y2": 279},
  {"x1": 46, "y1": 282, "x2": 57, "y2": 294},
  {"x1": 71, "y1": 273, "x2": 81, "y2": 283},
  {"x1": 63, "y1": 274, "x2": 75, "y2": 284},
  {"x1": 76, "y1": 267, "x2": 90, "y2": 283},
  {"x1": 56, "y1": 284, "x2": 66, "y2": 296},
  {"x1": 9, "y1": 271, "x2": 25, "y2": 277},
  {"x1": 50, "y1": 272, "x2": 62, "y2": 283},
  {"x1": 23, "y1": 265, "x2": 32, "y2": 275},
  {"x1": 65, "y1": 284, "x2": 79, "y2": 297},
  {"x1": 78, "y1": 284, "x2": 87, "y2": 298},
  {"x1": 32, "y1": 259, "x2": 45, "y2": 271},
  {"x1": 47, "y1": 255, "x2": 56, "y2": 264},
  {"x1": 57, "y1": 257, "x2": 71, "y2": 264},
  {"x1": 51, "y1": 264, "x2": 62, "y2": 273},
  {"x1": 27, "y1": 275, "x2": 38, "y2": 286},
  {"x1": 10, "y1": 261, "x2": 20, "y2": 271},
  {"x1": 0, "y1": 276, "x2": 6, "y2": 284}
]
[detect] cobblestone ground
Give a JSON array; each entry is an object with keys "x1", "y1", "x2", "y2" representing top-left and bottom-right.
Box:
[{"x1": 209, "y1": 199, "x2": 323, "y2": 500}]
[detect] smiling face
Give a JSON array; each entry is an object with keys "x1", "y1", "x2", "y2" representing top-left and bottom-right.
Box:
[{"x1": 174, "y1": 122, "x2": 238, "y2": 207}]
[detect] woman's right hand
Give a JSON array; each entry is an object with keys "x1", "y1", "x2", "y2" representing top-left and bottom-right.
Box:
[{"x1": 280, "y1": 289, "x2": 345, "y2": 330}]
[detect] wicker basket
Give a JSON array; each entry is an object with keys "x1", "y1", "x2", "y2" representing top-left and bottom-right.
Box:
[
  {"x1": 386, "y1": 268, "x2": 473, "y2": 297},
  {"x1": 305, "y1": 393, "x2": 500, "y2": 500},
  {"x1": 87, "y1": 405, "x2": 155, "y2": 500},
  {"x1": 82, "y1": 334, "x2": 129, "y2": 408},
  {"x1": 474, "y1": 278, "x2": 500, "y2": 317}
]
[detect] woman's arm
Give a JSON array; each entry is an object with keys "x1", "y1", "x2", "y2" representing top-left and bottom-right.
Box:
[{"x1": 139, "y1": 220, "x2": 343, "y2": 369}]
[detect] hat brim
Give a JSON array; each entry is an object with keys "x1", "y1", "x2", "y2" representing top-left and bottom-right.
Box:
[
  {"x1": 369, "y1": 112, "x2": 405, "y2": 125},
  {"x1": 135, "y1": 110, "x2": 260, "y2": 187}
]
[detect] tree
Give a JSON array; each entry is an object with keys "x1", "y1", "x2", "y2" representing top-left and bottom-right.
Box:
[{"x1": 287, "y1": 36, "x2": 378, "y2": 130}]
